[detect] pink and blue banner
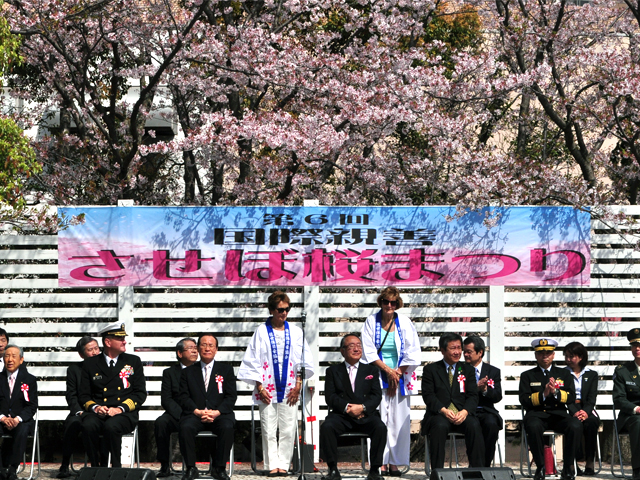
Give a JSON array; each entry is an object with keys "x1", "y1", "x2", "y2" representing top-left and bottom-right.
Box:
[{"x1": 57, "y1": 206, "x2": 590, "y2": 287}]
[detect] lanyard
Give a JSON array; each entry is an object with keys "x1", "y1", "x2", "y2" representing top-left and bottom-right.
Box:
[
  {"x1": 374, "y1": 311, "x2": 405, "y2": 394},
  {"x1": 265, "y1": 318, "x2": 291, "y2": 403}
]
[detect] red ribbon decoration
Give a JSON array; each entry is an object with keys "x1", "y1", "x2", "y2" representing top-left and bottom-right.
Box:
[
  {"x1": 21, "y1": 383, "x2": 29, "y2": 402},
  {"x1": 457, "y1": 375, "x2": 466, "y2": 393},
  {"x1": 119, "y1": 371, "x2": 130, "y2": 388},
  {"x1": 216, "y1": 375, "x2": 224, "y2": 394},
  {"x1": 488, "y1": 379, "x2": 495, "y2": 389}
]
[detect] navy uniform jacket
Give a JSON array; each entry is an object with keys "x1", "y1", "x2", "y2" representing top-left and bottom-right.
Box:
[
  {"x1": 613, "y1": 361, "x2": 640, "y2": 430},
  {"x1": 478, "y1": 362, "x2": 504, "y2": 429},
  {"x1": 79, "y1": 353, "x2": 147, "y2": 419},
  {"x1": 324, "y1": 362, "x2": 382, "y2": 423},
  {"x1": 178, "y1": 361, "x2": 237, "y2": 416},
  {"x1": 567, "y1": 369, "x2": 598, "y2": 417},
  {"x1": 0, "y1": 367, "x2": 38, "y2": 422},
  {"x1": 519, "y1": 365, "x2": 575, "y2": 417},
  {"x1": 66, "y1": 363, "x2": 83, "y2": 414},
  {"x1": 422, "y1": 360, "x2": 479, "y2": 417},
  {"x1": 161, "y1": 363, "x2": 183, "y2": 421}
]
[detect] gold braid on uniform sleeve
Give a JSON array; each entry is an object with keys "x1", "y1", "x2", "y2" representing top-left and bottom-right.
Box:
[
  {"x1": 123, "y1": 399, "x2": 136, "y2": 411},
  {"x1": 531, "y1": 392, "x2": 541, "y2": 407},
  {"x1": 84, "y1": 400, "x2": 97, "y2": 410},
  {"x1": 559, "y1": 390, "x2": 568, "y2": 404}
]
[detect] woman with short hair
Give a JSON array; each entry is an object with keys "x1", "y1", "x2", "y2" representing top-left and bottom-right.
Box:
[{"x1": 564, "y1": 341, "x2": 599, "y2": 476}]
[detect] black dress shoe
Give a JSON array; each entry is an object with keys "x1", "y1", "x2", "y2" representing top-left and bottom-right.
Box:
[
  {"x1": 157, "y1": 465, "x2": 172, "y2": 478},
  {"x1": 388, "y1": 470, "x2": 401, "y2": 477},
  {"x1": 561, "y1": 468, "x2": 575, "y2": 480},
  {"x1": 576, "y1": 467, "x2": 584, "y2": 477},
  {"x1": 583, "y1": 468, "x2": 595, "y2": 477},
  {"x1": 534, "y1": 467, "x2": 545, "y2": 480},
  {"x1": 182, "y1": 467, "x2": 199, "y2": 480},
  {"x1": 322, "y1": 469, "x2": 342, "y2": 480},
  {"x1": 211, "y1": 467, "x2": 230, "y2": 480},
  {"x1": 367, "y1": 469, "x2": 384, "y2": 480},
  {"x1": 57, "y1": 467, "x2": 72, "y2": 479}
]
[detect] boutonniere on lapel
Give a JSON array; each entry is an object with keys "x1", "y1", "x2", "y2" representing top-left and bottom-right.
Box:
[
  {"x1": 119, "y1": 365, "x2": 133, "y2": 388},
  {"x1": 554, "y1": 378, "x2": 565, "y2": 388},
  {"x1": 20, "y1": 384, "x2": 29, "y2": 402},
  {"x1": 487, "y1": 379, "x2": 495, "y2": 389},
  {"x1": 215, "y1": 375, "x2": 224, "y2": 394},
  {"x1": 457, "y1": 374, "x2": 466, "y2": 393},
  {"x1": 365, "y1": 375, "x2": 374, "y2": 380}
]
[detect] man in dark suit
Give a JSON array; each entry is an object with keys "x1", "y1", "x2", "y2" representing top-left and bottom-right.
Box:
[
  {"x1": 79, "y1": 322, "x2": 147, "y2": 468},
  {"x1": 613, "y1": 328, "x2": 640, "y2": 480},
  {"x1": 422, "y1": 332, "x2": 484, "y2": 470},
  {"x1": 178, "y1": 334, "x2": 236, "y2": 480},
  {"x1": 320, "y1": 333, "x2": 385, "y2": 480},
  {"x1": 464, "y1": 335, "x2": 503, "y2": 467},
  {"x1": 155, "y1": 337, "x2": 199, "y2": 477},
  {"x1": 0, "y1": 345, "x2": 38, "y2": 480},
  {"x1": 0, "y1": 328, "x2": 9, "y2": 372},
  {"x1": 520, "y1": 338, "x2": 581, "y2": 480},
  {"x1": 57, "y1": 336, "x2": 101, "y2": 478}
]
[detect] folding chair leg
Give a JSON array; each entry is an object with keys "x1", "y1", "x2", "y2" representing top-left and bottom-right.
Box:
[{"x1": 424, "y1": 435, "x2": 431, "y2": 477}]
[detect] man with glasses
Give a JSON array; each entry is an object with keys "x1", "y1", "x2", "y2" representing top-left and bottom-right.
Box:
[
  {"x1": 79, "y1": 322, "x2": 147, "y2": 468},
  {"x1": 178, "y1": 335, "x2": 237, "y2": 480},
  {"x1": 155, "y1": 338, "x2": 199, "y2": 477},
  {"x1": 320, "y1": 333, "x2": 386, "y2": 480},
  {"x1": 421, "y1": 332, "x2": 485, "y2": 471}
]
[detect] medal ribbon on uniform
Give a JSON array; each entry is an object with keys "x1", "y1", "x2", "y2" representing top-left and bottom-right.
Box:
[
  {"x1": 375, "y1": 311, "x2": 405, "y2": 394},
  {"x1": 216, "y1": 375, "x2": 224, "y2": 394},
  {"x1": 20, "y1": 384, "x2": 29, "y2": 402},
  {"x1": 458, "y1": 374, "x2": 466, "y2": 393},
  {"x1": 266, "y1": 318, "x2": 291, "y2": 403}
]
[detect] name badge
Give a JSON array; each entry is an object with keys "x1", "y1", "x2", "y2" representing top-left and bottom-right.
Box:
[
  {"x1": 626, "y1": 381, "x2": 636, "y2": 386},
  {"x1": 93, "y1": 375, "x2": 103, "y2": 380},
  {"x1": 530, "y1": 382, "x2": 541, "y2": 386}
]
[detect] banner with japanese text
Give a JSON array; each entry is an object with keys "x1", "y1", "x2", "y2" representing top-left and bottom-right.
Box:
[{"x1": 57, "y1": 206, "x2": 591, "y2": 287}]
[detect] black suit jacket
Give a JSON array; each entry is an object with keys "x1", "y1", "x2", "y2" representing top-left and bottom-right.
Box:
[
  {"x1": 422, "y1": 360, "x2": 479, "y2": 416},
  {"x1": 613, "y1": 361, "x2": 640, "y2": 430},
  {"x1": 178, "y1": 361, "x2": 237, "y2": 416},
  {"x1": 0, "y1": 367, "x2": 38, "y2": 422},
  {"x1": 324, "y1": 361, "x2": 382, "y2": 423},
  {"x1": 65, "y1": 363, "x2": 83, "y2": 415},
  {"x1": 161, "y1": 363, "x2": 183, "y2": 421},
  {"x1": 79, "y1": 353, "x2": 147, "y2": 419},
  {"x1": 519, "y1": 364, "x2": 575, "y2": 417},
  {"x1": 477, "y1": 362, "x2": 503, "y2": 429},
  {"x1": 567, "y1": 369, "x2": 598, "y2": 416}
]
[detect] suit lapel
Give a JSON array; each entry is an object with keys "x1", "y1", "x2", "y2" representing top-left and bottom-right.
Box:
[
  {"x1": 353, "y1": 363, "x2": 366, "y2": 395},
  {"x1": 436, "y1": 360, "x2": 450, "y2": 392},
  {"x1": 338, "y1": 363, "x2": 354, "y2": 395}
]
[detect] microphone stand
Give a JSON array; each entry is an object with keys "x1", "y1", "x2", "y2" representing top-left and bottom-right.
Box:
[{"x1": 298, "y1": 308, "x2": 308, "y2": 480}]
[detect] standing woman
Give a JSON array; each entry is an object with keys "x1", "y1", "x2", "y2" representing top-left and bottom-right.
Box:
[
  {"x1": 361, "y1": 287, "x2": 421, "y2": 476},
  {"x1": 238, "y1": 291, "x2": 315, "y2": 476},
  {"x1": 564, "y1": 341, "x2": 599, "y2": 476}
]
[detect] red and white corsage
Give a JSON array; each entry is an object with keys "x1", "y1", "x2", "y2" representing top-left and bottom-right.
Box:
[
  {"x1": 216, "y1": 375, "x2": 224, "y2": 394},
  {"x1": 120, "y1": 365, "x2": 134, "y2": 388},
  {"x1": 21, "y1": 383, "x2": 29, "y2": 402},
  {"x1": 457, "y1": 375, "x2": 466, "y2": 393},
  {"x1": 487, "y1": 379, "x2": 495, "y2": 389}
]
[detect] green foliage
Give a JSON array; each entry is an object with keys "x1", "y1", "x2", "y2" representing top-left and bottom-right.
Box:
[
  {"x1": 0, "y1": 2, "x2": 21, "y2": 78},
  {"x1": 0, "y1": 118, "x2": 40, "y2": 209}
]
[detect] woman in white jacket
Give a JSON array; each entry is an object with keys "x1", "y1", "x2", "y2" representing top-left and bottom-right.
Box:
[{"x1": 361, "y1": 287, "x2": 421, "y2": 476}]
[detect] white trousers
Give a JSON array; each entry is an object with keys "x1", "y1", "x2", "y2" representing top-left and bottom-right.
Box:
[
  {"x1": 259, "y1": 401, "x2": 298, "y2": 471},
  {"x1": 378, "y1": 391, "x2": 411, "y2": 466}
]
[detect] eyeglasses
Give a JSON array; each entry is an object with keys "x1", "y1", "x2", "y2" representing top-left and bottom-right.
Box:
[
  {"x1": 343, "y1": 343, "x2": 362, "y2": 351},
  {"x1": 381, "y1": 299, "x2": 398, "y2": 307},
  {"x1": 199, "y1": 343, "x2": 217, "y2": 349},
  {"x1": 183, "y1": 347, "x2": 198, "y2": 352},
  {"x1": 275, "y1": 307, "x2": 291, "y2": 313}
]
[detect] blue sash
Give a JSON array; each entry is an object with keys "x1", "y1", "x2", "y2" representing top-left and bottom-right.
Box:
[
  {"x1": 266, "y1": 318, "x2": 291, "y2": 403},
  {"x1": 375, "y1": 311, "x2": 405, "y2": 395}
]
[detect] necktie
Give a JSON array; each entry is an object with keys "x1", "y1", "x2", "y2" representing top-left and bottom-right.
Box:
[
  {"x1": 448, "y1": 365, "x2": 458, "y2": 413},
  {"x1": 204, "y1": 365, "x2": 210, "y2": 391},
  {"x1": 349, "y1": 365, "x2": 356, "y2": 391},
  {"x1": 9, "y1": 375, "x2": 14, "y2": 395},
  {"x1": 109, "y1": 360, "x2": 115, "y2": 368}
]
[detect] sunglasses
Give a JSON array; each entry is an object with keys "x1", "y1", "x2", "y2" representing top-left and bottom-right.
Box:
[
  {"x1": 275, "y1": 307, "x2": 291, "y2": 313},
  {"x1": 381, "y1": 299, "x2": 398, "y2": 306}
]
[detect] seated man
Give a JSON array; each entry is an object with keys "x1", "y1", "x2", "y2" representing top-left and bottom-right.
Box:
[
  {"x1": 320, "y1": 333, "x2": 385, "y2": 480},
  {"x1": 520, "y1": 338, "x2": 581, "y2": 480},
  {"x1": 613, "y1": 328, "x2": 640, "y2": 480},
  {"x1": 178, "y1": 335, "x2": 236, "y2": 480},
  {"x1": 155, "y1": 338, "x2": 198, "y2": 477},
  {"x1": 464, "y1": 335, "x2": 503, "y2": 467},
  {"x1": 58, "y1": 336, "x2": 101, "y2": 478},
  {"x1": 0, "y1": 345, "x2": 38, "y2": 480},
  {"x1": 422, "y1": 333, "x2": 484, "y2": 470},
  {"x1": 79, "y1": 322, "x2": 147, "y2": 468},
  {"x1": 0, "y1": 328, "x2": 9, "y2": 372}
]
